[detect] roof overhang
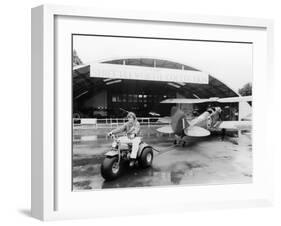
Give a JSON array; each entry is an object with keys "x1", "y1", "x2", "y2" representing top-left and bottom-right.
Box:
[
  {"x1": 89, "y1": 63, "x2": 208, "y2": 84},
  {"x1": 72, "y1": 59, "x2": 239, "y2": 99}
]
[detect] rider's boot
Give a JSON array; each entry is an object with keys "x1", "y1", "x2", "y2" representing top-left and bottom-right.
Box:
[{"x1": 129, "y1": 159, "x2": 136, "y2": 167}]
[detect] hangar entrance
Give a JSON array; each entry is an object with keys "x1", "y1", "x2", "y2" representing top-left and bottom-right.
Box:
[
  {"x1": 108, "y1": 79, "x2": 177, "y2": 117},
  {"x1": 75, "y1": 78, "x2": 177, "y2": 118}
]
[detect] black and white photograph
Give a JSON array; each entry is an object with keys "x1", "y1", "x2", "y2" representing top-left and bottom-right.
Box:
[{"x1": 72, "y1": 34, "x2": 253, "y2": 190}]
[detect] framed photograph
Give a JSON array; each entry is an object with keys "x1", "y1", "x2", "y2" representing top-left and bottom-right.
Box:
[{"x1": 31, "y1": 4, "x2": 274, "y2": 221}]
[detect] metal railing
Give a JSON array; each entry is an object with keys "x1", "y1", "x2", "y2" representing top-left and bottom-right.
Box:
[{"x1": 73, "y1": 117, "x2": 167, "y2": 128}]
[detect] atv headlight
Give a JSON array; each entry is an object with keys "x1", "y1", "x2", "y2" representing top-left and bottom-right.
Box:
[{"x1": 112, "y1": 141, "x2": 118, "y2": 148}]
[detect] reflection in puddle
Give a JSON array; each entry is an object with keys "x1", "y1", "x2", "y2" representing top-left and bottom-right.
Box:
[
  {"x1": 73, "y1": 135, "x2": 98, "y2": 142},
  {"x1": 73, "y1": 180, "x2": 92, "y2": 190},
  {"x1": 81, "y1": 135, "x2": 98, "y2": 141},
  {"x1": 98, "y1": 160, "x2": 206, "y2": 189},
  {"x1": 170, "y1": 161, "x2": 206, "y2": 184}
]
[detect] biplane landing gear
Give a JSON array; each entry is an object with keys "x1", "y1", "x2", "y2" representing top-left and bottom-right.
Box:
[
  {"x1": 173, "y1": 135, "x2": 187, "y2": 147},
  {"x1": 180, "y1": 134, "x2": 187, "y2": 147},
  {"x1": 174, "y1": 135, "x2": 180, "y2": 145},
  {"x1": 182, "y1": 141, "x2": 186, "y2": 147},
  {"x1": 221, "y1": 128, "x2": 226, "y2": 141}
]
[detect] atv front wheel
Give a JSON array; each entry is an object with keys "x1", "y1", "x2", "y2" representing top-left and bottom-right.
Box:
[{"x1": 101, "y1": 156, "x2": 121, "y2": 181}]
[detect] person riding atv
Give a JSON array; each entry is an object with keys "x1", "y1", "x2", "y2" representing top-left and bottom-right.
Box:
[
  {"x1": 101, "y1": 112, "x2": 153, "y2": 181},
  {"x1": 107, "y1": 112, "x2": 141, "y2": 166}
]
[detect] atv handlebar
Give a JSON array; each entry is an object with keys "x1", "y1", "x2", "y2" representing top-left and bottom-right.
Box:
[
  {"x1": 108, "y1": 133, "x2": 136, "y2": 140},
  {"x1": 108, "y1": 133, "x2": 116, "y2": 138}
]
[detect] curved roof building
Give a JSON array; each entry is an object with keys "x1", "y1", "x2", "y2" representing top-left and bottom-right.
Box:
[{"x1": 73, "y1": 58, "x2": 241, "y2": 118}]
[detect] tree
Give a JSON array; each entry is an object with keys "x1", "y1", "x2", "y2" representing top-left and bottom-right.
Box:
[
  {"x1": 73, "y1": 49, "x2": 83, "y2": 66},
  {"x1": 238, "y1": 82, "x2": 252, "y2": 96}
]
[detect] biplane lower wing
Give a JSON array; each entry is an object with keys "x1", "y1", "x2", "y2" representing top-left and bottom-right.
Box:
[
  {"x1": 184, "y1": 126, "x2": 210, "y2": 137},
  {"x1": 157, "y1": 117, "x2": 172, "y2": 124},
  {"x1": 156, "y1": 125, "x2": 174, "y2": 134}
]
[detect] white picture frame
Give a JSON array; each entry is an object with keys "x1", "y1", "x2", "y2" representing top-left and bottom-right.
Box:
[{"x1": 31, "y1": 4, "x2": 274, "y2": 221}]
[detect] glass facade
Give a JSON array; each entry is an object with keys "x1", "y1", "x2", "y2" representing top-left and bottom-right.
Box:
[{"x1": 109, "y1": 92, "x2": 176, "y2": 118}]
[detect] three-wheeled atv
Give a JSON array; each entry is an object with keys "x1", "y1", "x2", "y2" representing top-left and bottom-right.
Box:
[{"x1": 101, "y1": 134, "x2": 153, "y2": 181}]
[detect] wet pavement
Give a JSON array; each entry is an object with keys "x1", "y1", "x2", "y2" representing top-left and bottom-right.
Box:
[{"x1": 72, "y1": 126, "x2": 252, "y2": 190}]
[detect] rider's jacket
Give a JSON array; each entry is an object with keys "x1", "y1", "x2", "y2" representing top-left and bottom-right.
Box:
[{"x1": 111, "y1": 120, "x2": 140, "y2": 136}]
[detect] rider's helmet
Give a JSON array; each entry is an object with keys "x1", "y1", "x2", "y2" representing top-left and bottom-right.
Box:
[{"x1": 127, "y1": 112, "x2": 136, "y2": 120}]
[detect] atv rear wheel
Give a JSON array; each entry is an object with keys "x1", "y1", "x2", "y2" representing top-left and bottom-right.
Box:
[{"x1": 139, "y1": 147, "x2": 153, "y2": 168}]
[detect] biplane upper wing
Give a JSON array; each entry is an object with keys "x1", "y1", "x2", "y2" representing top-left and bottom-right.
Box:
[
  {"x1": 217, "y1": 96, "x2": 252, "y2": 103},
  {"x1": 161, "y1": 98, "x2": 211, "y2": 104},
  {"x1": 161, "y1": 96, "x2": 252, "y2": 104}
]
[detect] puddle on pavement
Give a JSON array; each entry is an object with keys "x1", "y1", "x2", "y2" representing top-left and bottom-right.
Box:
[
  {"x1": 73, "y1": 159, "x2": 207, "y2": 190},
  {"x1": 73, "y1": 180, "x2": 92, "y2": 190},
  {"x1": 72, "y1": 129, "x2": 252, "y2": 190}
]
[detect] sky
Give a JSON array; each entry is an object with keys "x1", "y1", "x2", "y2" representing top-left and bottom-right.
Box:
[{"x1": 73, "y1": 35, "x2": 253, "y2": 92}]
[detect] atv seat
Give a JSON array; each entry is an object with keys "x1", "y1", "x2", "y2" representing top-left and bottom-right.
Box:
[{"x1": 117, "y1": 136, "x2": 142, "y2": 150}]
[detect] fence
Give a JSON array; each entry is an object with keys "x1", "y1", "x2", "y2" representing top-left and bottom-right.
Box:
[{"x1": 73, "y1": 117, "x2": 167, "y2": 128}]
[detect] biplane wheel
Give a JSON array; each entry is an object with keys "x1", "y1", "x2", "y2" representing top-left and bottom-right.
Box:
[{"x1": 182, "y1": 141, "x2": 186, "y2": 147}]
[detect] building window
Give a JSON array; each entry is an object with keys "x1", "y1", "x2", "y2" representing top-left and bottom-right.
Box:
[
  {"x1": 143, "y1": 95, "x2": 147, "y2": 103},
  {"x1": 133, "y1": 94, "x2": 138, "y2": 103},
  {"x1": 122, "y1": 94, "x2": 127, "y2": 102},
  {"x1": 128, "y1": 94, "x2": 133, "y2": 102}
]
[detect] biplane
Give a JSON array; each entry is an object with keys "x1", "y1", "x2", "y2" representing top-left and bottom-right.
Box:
[{"x1": 156, "y1": 96, "x2": 252, "y2": 146}]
